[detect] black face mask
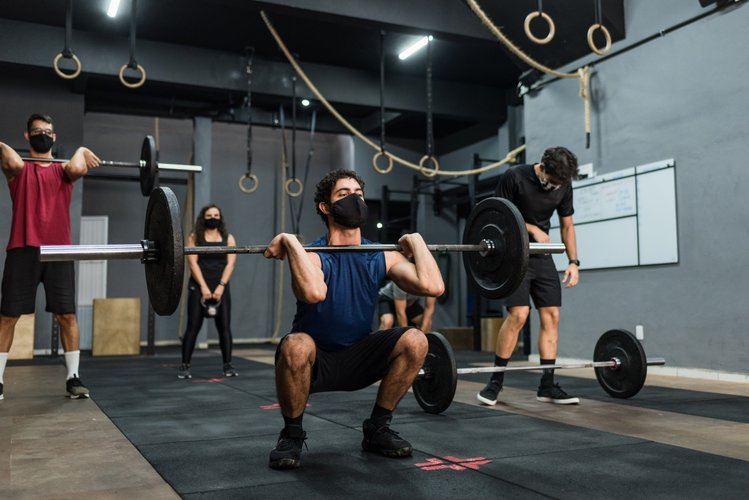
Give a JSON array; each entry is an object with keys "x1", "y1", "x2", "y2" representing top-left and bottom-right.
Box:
[
  {"x1": 204, "y1": 218, "x2": 221, "y2": 229},
  {"x1": 330, "y1": 193, "x2": 368, "y2": 229},
  {"x1": 29, "y1": 134, "x2": 54, "y2": 154}
]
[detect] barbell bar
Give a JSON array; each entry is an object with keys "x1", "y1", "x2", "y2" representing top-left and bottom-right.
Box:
[
  {"x1": 20, "y1": 135, "x2": 202, "y2": 196},
  {"x1": 39, "y1": 187, "x2": 566, "y2": 316},
  {"x1": 411, "y1": 329, "x2": 666, "y2": 414},
  {"x1": 41, "y1": 241, "x2": 566, "y2": 261}
]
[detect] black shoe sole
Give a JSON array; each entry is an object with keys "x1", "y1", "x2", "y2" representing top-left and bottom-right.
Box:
[
  {"x1": 361, "y1": 440, "x2": 413, "y2": 457},
  {"x1": 67, "y1": 393, "x2": 90, "y2": 399},
  {"x1": 269, "y1": 457, "x2": 301, "y2": 469}
]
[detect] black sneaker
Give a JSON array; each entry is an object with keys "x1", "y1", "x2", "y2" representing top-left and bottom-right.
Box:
[
  {"x1": 223, "y1": 363, "x2": 239, "y2": 377},
  {"x1": 66, "y1": 376, "x2": 90, "y2": 399},
  {"x1": 536, "y1": 383, "x2": 580, "y2": 405},
  {"x1": 361, "y1": 419, "x2": 413, "y2": 458},
  {"x1": 177, "y1": 364, "x2": 192, "y2": 379},
  {"x1": 269, "y1": 426, "x2": 307, "y2": 470},
  {"x1": 0, "y1": 382, "x2": 4, "y2": 401},
  {"x1": 477, "y1": 379, "x2": 502, "y2": 405}
]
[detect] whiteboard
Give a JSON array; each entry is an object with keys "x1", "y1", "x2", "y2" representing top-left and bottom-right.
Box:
[{"x1": 550, "y1": 159, "x2": 677, "y2": 270}]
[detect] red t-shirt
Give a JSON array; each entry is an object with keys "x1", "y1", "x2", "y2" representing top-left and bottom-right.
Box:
[{"x1": 6, "y1": 161, "x2": 73, "y2": 250}]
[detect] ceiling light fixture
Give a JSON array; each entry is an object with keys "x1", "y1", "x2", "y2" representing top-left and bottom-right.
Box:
[
  {"x1": 301, "y1": 98, "x2": 311, "y2": 107},
  {"x1": 398, "y1": 35, "x2": 433, "y2": 61},
  {"x1": 107, "y1": 0, "x2": 121, "y2": 18}
]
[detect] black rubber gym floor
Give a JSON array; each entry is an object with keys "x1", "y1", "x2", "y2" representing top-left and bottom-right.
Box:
[{"x1": 80, "y1": 348, "x2": 748, "y2": 499}]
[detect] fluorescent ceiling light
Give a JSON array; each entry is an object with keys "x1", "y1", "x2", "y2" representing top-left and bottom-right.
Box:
[
  {"x1": 398, "y1": 35, "x2": 433, "y2": 60},
  {"x1": 107, "y1": 0, "x2": 121, "y2": 18},
  {"x1": 301, "y1": 98, "x2": 311, "y2": 107}
]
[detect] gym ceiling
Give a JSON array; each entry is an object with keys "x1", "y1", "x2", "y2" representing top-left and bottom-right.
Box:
[{"x1": 0, "y1": 0, "x2": 624, "y2": 154}]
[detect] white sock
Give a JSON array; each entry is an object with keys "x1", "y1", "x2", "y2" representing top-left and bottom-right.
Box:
[
  {"x1": 64, "y1": 350, "x2": 80, "y2": 380},
  {"x1": 0, "y1": 352, "x2": 7, "y2": 384}
]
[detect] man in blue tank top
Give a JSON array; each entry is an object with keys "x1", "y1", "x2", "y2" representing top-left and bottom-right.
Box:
[{"x1": 264, "y1": 169, "x2": 444, "y2": 470}]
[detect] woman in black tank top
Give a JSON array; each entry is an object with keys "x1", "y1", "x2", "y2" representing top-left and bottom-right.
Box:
[{"x1": 178, "y1": 204, "x2": 237, "y2": 379}]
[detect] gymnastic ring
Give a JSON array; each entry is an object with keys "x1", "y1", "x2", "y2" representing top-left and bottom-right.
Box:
[
  {"x1": 284, "y1": 178, "x2": 303, "y2": 197},
  {"x1": 524, "y1": 11, "x2": 556, "y2": 45},
  {"x1": 119, "y1": 63, "x2": 147, "y2": 89},
  {"x1": 53, "y1": 52, "x2": 82, "y2": 80},
  {"x1": 587, "y1": 23, "x2": 612, "y2": 56},
  {"x1": 238, "y1": 173, "x2": 259, "y2": 193},
  {"x1": 372, "y1": 150, "x2": 394, "y2": 174},
  {"x1": 418, "y1": 155, "x2": 440, "y2": 178}
]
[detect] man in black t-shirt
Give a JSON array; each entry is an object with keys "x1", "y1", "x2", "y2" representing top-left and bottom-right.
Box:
[{"x1": 477, "y1": 146, "x2": 581, "y2": 406}]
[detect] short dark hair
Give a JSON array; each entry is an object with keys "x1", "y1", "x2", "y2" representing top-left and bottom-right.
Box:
[
  {"x1": 27, "y1": 113, "x2": 54, "y2": 133},
  {"x1": 540, "y1": 146, "x2": 579, "y2": 184},
  {"x1": 314, "y1": 169, "x2": 366, "y2": 226}
]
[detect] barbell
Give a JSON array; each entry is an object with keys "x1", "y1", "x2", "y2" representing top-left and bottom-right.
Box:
[
  {"x1": 20, "y1": 135, "x2": 202, "y2": 196},
  {"x1": 40, "y1": 187, "x2": 566, "y2": 316},
  {"x1": 412, "y1": 329, "x2": 666, "y2": 414}
]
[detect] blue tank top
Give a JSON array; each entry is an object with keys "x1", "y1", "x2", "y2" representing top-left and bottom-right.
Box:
[{"x1": 291, "y1": 235, "x2": 386, "y2": 351}]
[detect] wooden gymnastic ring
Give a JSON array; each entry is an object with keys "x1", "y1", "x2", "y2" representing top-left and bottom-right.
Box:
[
  {"x1": 119, "y1": 63, "x2": 147, "y2": 89},
  {"x1": 284, "y1": 178, "x2": 303, "y2": 197},
  {"x1": 372, "y1": 150, "x2": 394, "y2": 174},
  {"x1": 524, "y1": 11, "x2": 556, "y2": 45},
  {"x1": 587, "y1": 23, "x2": 612, "y2": 56},
  {"x1": 238, "y1": 173, "x2": 259, "y2": 193},
  {"x1": 53, "y1": 52, "x2": 82, "y2": 80},
  {"x1": 419, "y1": 155, "x2": 440, "y2": 178}
]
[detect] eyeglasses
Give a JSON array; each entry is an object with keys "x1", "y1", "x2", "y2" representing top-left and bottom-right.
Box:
[{"x1": 29, "y1": 128, "x2": 54, "y2": 137}]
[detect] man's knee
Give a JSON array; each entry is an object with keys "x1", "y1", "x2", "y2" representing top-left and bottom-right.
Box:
[
  {"x1": 278, "y1": 333, "x2": 315, "y2": 368},
  {"x1": 396, "y1": 328, "x2": 428, "y2": 363}
]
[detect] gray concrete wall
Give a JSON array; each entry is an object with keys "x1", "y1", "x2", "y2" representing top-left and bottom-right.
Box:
[
  {"x1": 80, "y1": 113, "x2": 352, "y2": 346},
  {"x1": 523, "y1": 1, "x2": 749, "y2": 373}
]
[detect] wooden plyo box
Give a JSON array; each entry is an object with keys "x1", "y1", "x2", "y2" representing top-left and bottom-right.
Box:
[
  {"x1": 439, "y1": 327, "x2": 474, "y2": 351},
  {"x1": 92, "y1": 298, "x2": 141, "y2": 356},
  {"x1": 9, "y1": 314, "x2": 35, "y2": 360},
  {"x1": 480, "y1": 317, "x2": 506, "y2": 353}
]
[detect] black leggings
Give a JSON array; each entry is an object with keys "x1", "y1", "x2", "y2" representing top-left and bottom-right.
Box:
[{"x1": 181, "y1": 282, "x2": 233, "y2": 364}]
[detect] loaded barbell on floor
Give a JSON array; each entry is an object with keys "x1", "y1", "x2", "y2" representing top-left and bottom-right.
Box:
[
  {"x1": 412, "y1": 329, "x2": 666, "y2": 414},
  {"x1": 40, "y1": 187, "x2": 565, "y2": 315},
  {"x1": 20, "y1": 135, "x2": 202, "y2": 196}
]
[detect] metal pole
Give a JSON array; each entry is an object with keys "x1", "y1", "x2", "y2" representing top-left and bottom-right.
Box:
[
  {"x1": 40, "y1": 241, "x2": 567, "y2": 262},
  {"x1": 19, "y1": 157, "x2": 202, "y2": 173},
  {"x1": 418, "y1": 357, "x2": 667, "y2": 377}
]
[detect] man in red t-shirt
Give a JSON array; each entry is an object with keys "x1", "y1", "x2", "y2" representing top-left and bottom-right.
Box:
[{"x1": 0, "y1": 113, "x2": 100, "y2": 401}]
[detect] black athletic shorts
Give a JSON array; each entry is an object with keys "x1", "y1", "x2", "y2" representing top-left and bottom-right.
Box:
[
  {"x1": 275, "y1": 327, "x2": 411, "y2": 394},
  {"x1": 0, "y1": 246, "x2": 76, "y2": 316},
  {"x1": 504, "y1": 255, "x2": 561, "y2": 309},
  {"x1": 377, "y1": 296, "x2": 424, "y2": 322}
]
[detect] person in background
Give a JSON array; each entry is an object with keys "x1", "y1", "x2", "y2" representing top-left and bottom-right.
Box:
[
  {"x1": 477, "y1": 146, "x2": 581, "y2": 407},
  {"x1": 178, "y1": 204, "x2": 238, "y2": 379},
  {"x1": 0, "y1": 113, "x2": 100, "y2": 400},
  {"x1": 377, "y1": 280, "x2": 437, "y2": 333}
]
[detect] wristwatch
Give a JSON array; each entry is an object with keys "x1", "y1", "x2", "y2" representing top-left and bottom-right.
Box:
[{"x1": 568, "y1": 259, "x2": 580, "y2": 266}]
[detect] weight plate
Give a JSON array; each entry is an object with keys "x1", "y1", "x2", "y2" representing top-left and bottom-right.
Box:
[
  {"x1": 412, "y1": 332, "x2": 457, "y2": 414},
  {"x1": 462, "y1": 197, "x2": 528, "y2": 299},
  {"x1": 140, "y1": 134, "x2": 158, "y2": 196},
  {"x1": 144, "y1": 187, "x2": 184, "y2": 315},
  {"x1": 594, "y1": 329, "x2": 647, "y2": 399}
]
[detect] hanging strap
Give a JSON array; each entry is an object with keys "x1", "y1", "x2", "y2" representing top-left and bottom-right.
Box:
[
  {"x1": 283, "y1": 79, "x2": 303, "y2": 199},
  {"x1": 53, "y1": 0, "x2": 81, "y2": 79},
  {"x1": 239, "y1": 48, "x2": 259, "y2": 193},
  {"x1": 419, "y1": 37, "x2": 440, "y2": 177},
  {"x1": 372, "y1": 29, "x2": 394, "y2": 174},
  {"x1": 294, "y1": 110, "x2": 317, "y2": 231},
  {"x1": 119, "y1": 0, "x2": 146, "y2": 88}
]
